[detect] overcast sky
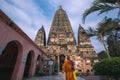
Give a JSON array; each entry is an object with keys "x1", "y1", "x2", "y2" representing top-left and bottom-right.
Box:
[{"x1": 0, "y1": 0, "x2": 113, "y2": 53}]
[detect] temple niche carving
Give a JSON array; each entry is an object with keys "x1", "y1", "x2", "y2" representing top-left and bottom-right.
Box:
[{"x1": 35, "y1": 6, "x2": 98, "y2": 74}]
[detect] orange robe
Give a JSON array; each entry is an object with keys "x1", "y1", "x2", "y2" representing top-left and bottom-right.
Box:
[{"x1": 62, "y1": 60, "x2": 75, "y2": 80}]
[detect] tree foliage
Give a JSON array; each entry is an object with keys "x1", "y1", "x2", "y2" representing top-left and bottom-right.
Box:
[
  {"x1": 98, "y1": 50, "x2": 107, "y2": 60},
  {"x1": 107, "y1": 35, "x2": 120, "y2": 57},
  {"x1": 86, "y1": 17, "x2": 119, "y2": 59},
  {"x1": 94, "y1": 57, "x2": 120, "y2": 80},
  {"x1": 82, "y1": 0, "x2": 120, "y2": 23}
]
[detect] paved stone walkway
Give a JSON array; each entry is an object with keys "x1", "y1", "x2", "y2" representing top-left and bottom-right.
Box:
[{"x1": 24, "y1": 72, "x2": 85, "y2": 80}]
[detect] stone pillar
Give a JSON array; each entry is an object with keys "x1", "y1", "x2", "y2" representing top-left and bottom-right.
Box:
[
  {"x1": 48, "y1": 60, "x2": 54, "y2": 75},
  {"x1": 58, "y1": 55, "x2": 60, "y2": 73}
]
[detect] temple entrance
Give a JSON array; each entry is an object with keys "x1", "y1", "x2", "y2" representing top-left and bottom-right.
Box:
[
  {"x1": 23, "y1": 51, "x2": 33, "y2": 78},
  {"x1": 0, "y1": 41, "x2": 19, "y2": 80},
  {"x1": 59, "y1": 54, "x2": 65, "y2": 71}
]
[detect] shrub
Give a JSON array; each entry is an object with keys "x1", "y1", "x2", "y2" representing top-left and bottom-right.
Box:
[
  {"x1": 37, "y1": 70, "x2": 46, "y2": 76},
  {"x1": 93, "y1": 57, "x2": 120, "y2": 80}
]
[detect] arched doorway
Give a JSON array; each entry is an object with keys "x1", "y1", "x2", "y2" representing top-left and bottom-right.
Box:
[
  {"x1": 23, "y1": 51, "x2": 34, "y2": 78},
  {"x1": 59, "y1": 54, "x2": 65, "y2": 71},
  {"x1": 0, "y1": 41, "x2": 19, "y2": 80}
]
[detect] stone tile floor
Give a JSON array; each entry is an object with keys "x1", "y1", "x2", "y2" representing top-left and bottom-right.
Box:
[{"x1": 24, "y1": 72, "x2": 85, "y2": 80}]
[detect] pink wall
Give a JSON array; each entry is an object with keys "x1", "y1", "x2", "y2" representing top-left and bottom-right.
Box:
[{"x1": 0, "y1": 10, "x2": 46, "y2": 80}]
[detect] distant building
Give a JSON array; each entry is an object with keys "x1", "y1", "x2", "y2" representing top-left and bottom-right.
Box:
[{"x1": 35, "y1": 6, "x2": 98, "y2": 75}]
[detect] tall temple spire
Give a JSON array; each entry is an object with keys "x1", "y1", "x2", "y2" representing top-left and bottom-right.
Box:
[
  {"x1": 35, "y1": 6, "x2": 98, "y2": 74},
  {"x1": 47, "y1": 7, "x2": 78, "y2": 67},
  {"x1": 78, "y1": 25, "x2": 97, "y2": 58},
  {"x1": 47, "y1": 6, "x2": 76, "y2": 45},
  {"x1": 59, "y1": 5, "x2": 62, "y2": 9},
  {"x1": 35, "y1": 25, "x2": 46, "y2": 47},
  {"x1": 41, "y1": 25, "x2": 44, "y2": 28},
  {"x1": 78, "y1": 25, "x2": 89, "y2": 43}
]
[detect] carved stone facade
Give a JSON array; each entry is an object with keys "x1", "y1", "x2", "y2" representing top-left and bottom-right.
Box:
[
  {"x1": 35, "y1": 26, "x2": 46, "y2": 51},
  {"x1": 35, "y1": 6, "x2": 98, "y2": 74}
]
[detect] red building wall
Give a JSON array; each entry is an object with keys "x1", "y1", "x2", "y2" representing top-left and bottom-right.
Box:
[{"x1": 0, "y1": 10, "x2": 46, "y2": 80}]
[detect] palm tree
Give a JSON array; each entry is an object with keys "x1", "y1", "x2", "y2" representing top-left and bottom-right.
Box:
[
  {"x1": 107, "y1": 35, "x2": 120, "y2": 57},
  {"x1": 87, "y1": 17, "x2": 120, "y2": 59},
  {"x1": 98, "y1": 50, "x2": 107, "y2": 60},
  {"x1": 82, "y1": 0, "x2": 120, "y2": 59},
  {"x1": 82, "y1": 0, "x2": 120, "y2": 23}
]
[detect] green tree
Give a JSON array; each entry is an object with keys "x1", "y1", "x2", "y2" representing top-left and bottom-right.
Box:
[
  {"x1": 107, "y1": 35, "x2": 120, "y2": 57},
  {"x1": 83, "y1": 0, "x2": 120, "y2": 58},
  {"x1": 94, "y1": 57, "x2": 120, "y2": 80},
  {"x1": 106, "y1": 18, "x2": 120, "y2": 57},
  {"x1": 87, "y1": 17, "x2": 119, "y2": 58},
  {"x1": 98, "y1": 50, "x2": 107, "y2": 60},
  {"x1": 82, "y1": 0, "x2": 120, "y2": 23},
  {"x1": 87, "y1": 21, "x2": 110, "y2": 58}
]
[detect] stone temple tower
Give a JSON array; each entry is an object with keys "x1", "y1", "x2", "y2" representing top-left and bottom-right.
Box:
[
  {"x1": 78, "y1": 25, "x2": 97, "y2": 58},
  {"x1": 47, "y1": 6, "x2": 77, "y2": 54},
  {"x1": 78, "y1": 25, "x2": 98, "y2": 73},
  {"x1": 35, "y1": 6, "x2": 98, "y2": 74},
  {"x1": 35, "y1": 25, "x2": 46, "y2": 51},
  {"x1": 47, "y1": 6, "x2": 77, "y2": 70}
]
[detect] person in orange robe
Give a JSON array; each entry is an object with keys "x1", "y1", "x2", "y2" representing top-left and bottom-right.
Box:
[{"x1": 62, "y1": 56, "x2": 76, "y2": 80}]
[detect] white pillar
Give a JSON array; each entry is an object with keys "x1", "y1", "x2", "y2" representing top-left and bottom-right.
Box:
[{"x1": 58, "y1": 55, "x2": 59, "y2": 73}]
